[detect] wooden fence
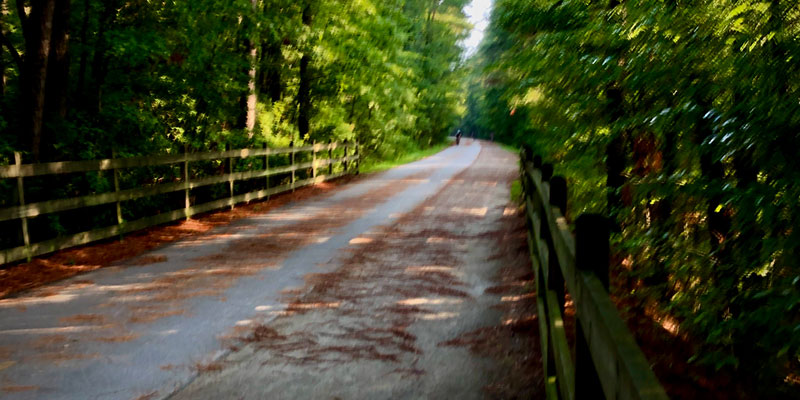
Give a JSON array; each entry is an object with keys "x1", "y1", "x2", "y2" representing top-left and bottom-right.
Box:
[
  {"x1": 520, "y1": 148, "x2": 668, "y2": 400},
  {"x1": 0, "y1": 141, "x2": 359, "y2": 265}
]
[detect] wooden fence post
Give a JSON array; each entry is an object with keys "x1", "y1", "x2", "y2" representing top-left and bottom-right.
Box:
[
  {"x1": 550, "y1": 176, "x2": 567, "y2": 216},
  {"x1": 520, "y1": 150, "x2": 532, "y2": 203},
  {"x1": 539, "y1": 162, "x2": 557, "y2": 390},
  {"x1": 549, "y1": 175, "x2": 568, "y2": 315},
  {"x1": 540, "y1": 163, "x2": 554, "y2": 239},
  {"x1": 183, "y1": 144, "x2": 191, "y2": 219},
  {"x1": 355, "y1": 140, "x2": 360, "y2": 175},
  {"x1": 343, "y1": 139, "x2": 349, "y2": 173},
  {"x1": 14, "y1": 152, "x2": 31, "y2": 261},
  {"x1": 522, "y1": 144, "x2": 533, "y2": 161},
  {"x1": 227, "y1": 143, "x2": 234, "y2": 209},
  {"x1": 112, "y1": 149, "x2": 124, "y2": 240},
  {"x1": 263, "y1": 143, "x2": 270, "y2": 200},
  {"x1": 576, "y1": 214, "x2": 610, "y2": 289},
  {"x1": 541, "y1": 163, "x2": 553, "y2": 182},
  {"x1": 534, "y1": 154, "x2": 543, "y2": 169},
  {"x1": 328, "y1": 139, "x2": 333, "y2": 175},
  {"x1": 290, "y1": 140, "x2": 295, "y2": 192},
  {"x1": 574, "y1": 213, "x2": 610, "y2": 399},
  {"x1": 312, "y1": 140, "x2": 317, "y2": 179}
]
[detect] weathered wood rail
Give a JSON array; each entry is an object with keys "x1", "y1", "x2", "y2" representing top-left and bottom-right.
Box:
[
  {"x1": 520, "y1": 148, "x2": 668, "y2": 400},
  {"x1": 1, "y1": 141, "x2": 359, "y2": 265}
]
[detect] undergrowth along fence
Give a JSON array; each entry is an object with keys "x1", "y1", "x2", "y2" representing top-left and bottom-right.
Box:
[
  {"x1": 0, "y1": 141, "x2": 359, "y2": 265},
  {"x1": 520, "y1": 147, "x2": 668, "y2": 400}
]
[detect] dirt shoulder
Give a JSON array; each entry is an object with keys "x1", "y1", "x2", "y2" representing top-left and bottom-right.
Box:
[{"x1": 171, "y1": 143, "x2": 544, "y2": 400}]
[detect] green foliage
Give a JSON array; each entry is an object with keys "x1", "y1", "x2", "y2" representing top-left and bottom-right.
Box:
[
  {"x1": 466, "y1": 0, "x2": 800, "y2": 393},
  {"x1": 0, "y1": 0, "x2": 469, "y2": 156},
  {"x1": 0, "y1": 0, "x2": 469, "y2": 260},
  {"x1": 509, "y1": 179, "x2": 522, "y2": 204}
]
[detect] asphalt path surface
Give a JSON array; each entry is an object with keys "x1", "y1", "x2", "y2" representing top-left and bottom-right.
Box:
[
  {"x1": 168, "y1": 140, "x2": 536, "y2": 400},
  {"x1": 0, "y1": 141, "x2": 537, "y2": 399},
  {"x1": 0, "y1": 140, "x2": 541, "y2": 400}
]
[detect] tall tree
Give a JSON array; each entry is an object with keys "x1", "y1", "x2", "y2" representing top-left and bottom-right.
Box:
[
  {"x1": 19, "y1": 0, "x2": 56, "y2": 160},
  {"x1": 296, "y1": 1, "x2": 314, "y2": 138}
]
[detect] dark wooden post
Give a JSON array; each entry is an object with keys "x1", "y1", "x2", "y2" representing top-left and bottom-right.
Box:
[
  {"x1": 540, "y1": 163, "x2": 554, "y2": 241},
  {"x1": 227, "y1": 143, "x2": 234, "y2": 209},
  {"x1": 14, "y1": 152, "x2": 31, "y2": 261},
  {"x1": 522, "y1": 144, "x2": 533, "y2": 161},
  {"x1": 112, "y1": 149, "x2": 124, "y2": 240},
  {"x1": 549, "y1": 175, "x2": 568, "y2": 313},
  {"x1": 576, "y1": 214, "x2": 610, "y2": 289},
  {"x1": 539, "y1": 162, "x2": 557, "y2": 387},
  {"x1": 541, "y1": 163, "x2": 553, "y2": 182},
  {"x1": 343, "y1": 139, "x2": 349, "y2": 173},
  {"x1": 290, "y1": 140, "x2": 295, "y2": 192},
  {"x1": 541, "y1": 164, "x2": 553, "y2": 183},
  {"x1": 355, "y1": 140, "x2": 360, "y2": 175},
  {"x1": 574, "y1": 214, "x2": 610, "y2": 398},
  {"x1": 550, "y1": 176, "x2": 567, "y2": 216},
  {"x1": 312, "y1": 140, "x2": 317, "y2": 179},
  {"x1": 327, "y1": 139, "x2": 333, "y2": 175},
  {"x1": 183, "y1": 144, "x2": 191, "y2": 219},
  {"x1": 264, "y1": 143, "x2": 270, "y2": 200}
]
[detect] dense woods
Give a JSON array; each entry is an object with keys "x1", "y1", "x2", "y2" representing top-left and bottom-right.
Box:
[
  {"x1": 465, "y1": 0, "x2": 799, "y2": 395},
  {"x1": 0, "y1": 0, "x2": 469, "y2": 247}
]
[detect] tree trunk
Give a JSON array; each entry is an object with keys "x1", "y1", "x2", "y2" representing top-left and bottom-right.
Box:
[
  {"x1": 89, "y1": 1, "x2": 118, "y2": 114},
  {"x1": 257, "y1": 0, "x2": 283, "y2": 102},
  {"x1": 259, "y1": 38, "x2": 282, "y2": 102},
  {"x1": 22, "y1": 0, "x2": 57, "y2": 161},
  {"x1": 38, "y1": 0, "x2": 70, "y2": 159},
  {"x1": 45, "y1": 0, "x2": 69, "y2": 118},
  {"x1": 297, "y1": 53, "x2": 310, "y2": 137},
  {"x1": 297, "y1": 3, "x2": 313, "y2": 138},
  {"x1": 76, "y1": 0, "x2": 90, "y2": 101},
  {"x1": 245, "y1": 0, "x2": 257, "y2": 136}
]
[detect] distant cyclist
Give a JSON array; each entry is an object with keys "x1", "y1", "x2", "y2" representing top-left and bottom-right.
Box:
[{"x1": 455, "y1": 129, "x2": 462, "y2": 145}]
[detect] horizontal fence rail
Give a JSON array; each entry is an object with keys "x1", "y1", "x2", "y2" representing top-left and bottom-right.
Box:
[
  {"x1": 1, "y1": 141, "x2": 359, "y2": 265},
  {"x1": 520, "y1": 148, "x2": 668, "y2": 400}
]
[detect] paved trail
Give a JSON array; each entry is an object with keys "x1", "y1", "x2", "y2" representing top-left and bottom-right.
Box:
[{"x1": 0, "y1": 142, "x2": 542, "y2": 400}]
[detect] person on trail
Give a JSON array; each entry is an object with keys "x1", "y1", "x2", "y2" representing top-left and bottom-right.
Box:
[
  {"x1": 455, "y1": 129, "x2": 462, "y2": 145},
  {"x1": 490, "y1": 132, "x2": 495, "y2": 142}
]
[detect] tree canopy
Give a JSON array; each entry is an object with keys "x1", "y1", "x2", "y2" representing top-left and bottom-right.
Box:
[
  {"x1": 0, "y1": 0, "x2": 469, "y2": 162},
  {"x1": 0, "y1": 0, "x2": 471, "y2": 260}
]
